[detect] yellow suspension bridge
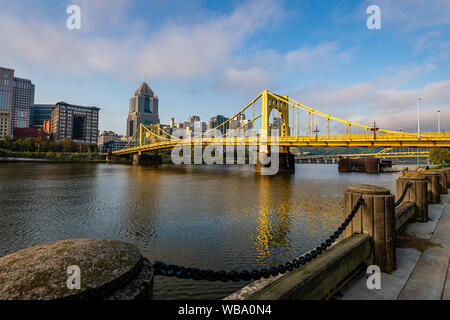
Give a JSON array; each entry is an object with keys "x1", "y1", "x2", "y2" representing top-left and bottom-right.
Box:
[{"x1": 114, "y1": 90, "x2": 450, "y2": 156}]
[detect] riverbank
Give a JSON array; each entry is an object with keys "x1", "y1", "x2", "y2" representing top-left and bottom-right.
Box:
[
  {"x1": 0, "y1": 151, "x2": 106, "y2": 163},
  {"x1": 336, "y1": 192, "x2": 450, "y2": 300},
  {"x1": 0, "y1": 157, "x2": 106, "y2": 163}
]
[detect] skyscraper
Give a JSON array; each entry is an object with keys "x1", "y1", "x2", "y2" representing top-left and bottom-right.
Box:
[
  {"x1": 126, "y1": 82, "x2": 160, "y2": 137},
  {"x1": 0, "y1": 67, "x2": 14, "y2": 138},
  {"x1": 11, "y1": 77, "x2": 35, "y2": 135},
  {"x1": 208, "y1": 115, "x2": 229, "y2": 134}
]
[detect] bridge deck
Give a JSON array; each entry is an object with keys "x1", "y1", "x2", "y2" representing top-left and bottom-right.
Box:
[{"x1": 113, "y1": 133, "x2": 450, "y2": 155}]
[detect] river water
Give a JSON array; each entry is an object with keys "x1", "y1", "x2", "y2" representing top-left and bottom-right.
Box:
[{"x1": 0, "y1": 163, "x2": 401, "y2": 299}]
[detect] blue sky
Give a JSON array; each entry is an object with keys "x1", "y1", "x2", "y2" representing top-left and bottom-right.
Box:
[{"x1": 0, "y1": 0, "x2": 449, "y2": 135}]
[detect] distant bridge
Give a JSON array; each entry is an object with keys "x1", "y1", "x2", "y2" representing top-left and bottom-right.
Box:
[{"x1": 296, "y1": 148, "x2": 430, "y2": 162}]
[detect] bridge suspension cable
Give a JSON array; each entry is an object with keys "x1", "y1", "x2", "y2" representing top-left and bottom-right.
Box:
[{"x1": 114, "y1": 89, "x2": 450, "y2": 155}]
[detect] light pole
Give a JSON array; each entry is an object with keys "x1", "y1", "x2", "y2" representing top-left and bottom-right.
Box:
[
  {"x1": 417, "y1": 98, "x2": 422, "y2": 167},
  {"x1": 417, "y1": 98, "x2": 422, "y2": 138},
  {"x1": 438, "y1": 109, "x2": 441, "y2": 133}
]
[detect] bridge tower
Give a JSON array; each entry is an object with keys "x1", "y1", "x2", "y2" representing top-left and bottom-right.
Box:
[{"x1": 255, "y1": 90, "x2": 295, "y2": 174}]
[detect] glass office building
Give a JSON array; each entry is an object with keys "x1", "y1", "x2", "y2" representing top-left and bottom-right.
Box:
[
  {"x1": 0, "y1": 67, "x2": 14, "y2": 138},
  {"x1": 31, "y1": 104, "x2": 53, "y2": 129},
  {"x1": 126, "y1": 82, "x2": 160, "y2": 137},
  {"x1": 11, "y1": 77, "x2": 35, "y2": 135}
]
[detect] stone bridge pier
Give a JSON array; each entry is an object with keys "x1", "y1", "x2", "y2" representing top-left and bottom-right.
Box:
[
  {"x1": 253, "y1": 150, "x2": 295, "y2": 175},
  {"x1": 133, "y1": 152, "x2": 162, "y2": 166}
]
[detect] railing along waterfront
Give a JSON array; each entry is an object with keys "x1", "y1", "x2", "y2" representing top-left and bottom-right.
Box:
[{"x1": 394, "y1": 182, "x2": 411, "y2": 207}]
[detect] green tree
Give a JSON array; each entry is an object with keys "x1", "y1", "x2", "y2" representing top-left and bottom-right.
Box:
[
  {"x1": 22, "y1": 138, "x2": 35, "y2": 152},
  {"x1": 12, "y1": 139, "x2": 23, "y2": 151},
  {"x1": 87, "y1": 144, "x2": 98, "y2": 153},
  {"x1": 2, "y1": 136, "x2": 13, "y2": 151},
  {"x1": 62, "y1": 138, "x2": 78, "y2": 152},
  {"x1": 429, "y1": 148, "x2": 450, "y2": 166}
]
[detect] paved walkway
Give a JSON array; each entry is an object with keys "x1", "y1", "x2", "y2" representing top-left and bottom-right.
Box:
[{"x1": 338, "y1": 193, "x2": 450, "y2": 300}]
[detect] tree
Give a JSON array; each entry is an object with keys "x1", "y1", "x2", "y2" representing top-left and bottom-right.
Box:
[
  {"x1": 87, "y1": 144, "x2": 98, "y2": 153},
  {"x1": 22, "y1": 138, "x2": 35, "y2": 152},
  {"x1": 2, "y1": 136, "x2": 13, "y2": 151},
  {"x1": 62, "y1": 138, "x2": 78, "y2": 152},
  {"x1": 429, "y1": 148, "x2": 450, "y2": 166}
]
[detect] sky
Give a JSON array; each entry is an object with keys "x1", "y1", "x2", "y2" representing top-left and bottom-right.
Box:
[{"x1": 0, "y1": 0, "x2": 449, "y2": 135}]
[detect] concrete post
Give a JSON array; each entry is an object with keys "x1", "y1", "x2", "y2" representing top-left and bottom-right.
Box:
[
  {"x1": 421, "y1": 172, "x2": 440, "y2": 204},
  {"x1": 430, "y1": 169, "x2": 448, "y2": 194},
  {"x1": 344, "y1": 185, "x2": 395, "y2": 273},
  {"x1": 396, "y1": 176, "x2": 428, "y2": 222},
  {"x1": 444, "y1": 167, "x2": 450, "y2": 188}
]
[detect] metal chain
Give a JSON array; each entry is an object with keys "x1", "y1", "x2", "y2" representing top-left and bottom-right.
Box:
[
  {"x1": 152, "y1": 196, "x2": 364, "y2": 282},
  {"x1": 394, "y1": 182, "x2": 411, "y2": 207}
]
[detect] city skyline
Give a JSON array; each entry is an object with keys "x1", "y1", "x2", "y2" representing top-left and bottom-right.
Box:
[{"x1": 0, "y1": 0, "x2": 449, "y2": 136}]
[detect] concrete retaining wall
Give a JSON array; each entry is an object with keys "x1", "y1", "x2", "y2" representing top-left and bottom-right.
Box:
[
  {"x1": 225, "y1": 234, "x2": 371, "y2": 300},
  {"x1": 395, "y1": 202, "x2": 415, "y2": 232}
]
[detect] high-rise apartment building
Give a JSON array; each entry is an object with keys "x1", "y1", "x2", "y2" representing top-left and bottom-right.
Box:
[
  {"x1": 11, "y1": 77, "x2": 35, "y2": 135},
  {"x1": 50, "y1": 102, "x2": 99, "y2": 144},
  {"x1": 126, "y1": 82, "x2": 160, "y2": 137}
]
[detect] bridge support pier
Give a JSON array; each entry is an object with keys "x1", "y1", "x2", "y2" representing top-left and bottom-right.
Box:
[
  {"x1": 253, "y1": 151, "x2": 295, "y2": 175},
  {"x1": 344, "y1": 185, "x2": 396, "y2": 273},
  {"x1": 106, "y1": 152, "x2": 133, "y2": 164},
  {"x1": 133, "y1": 153, "x2": 162, "y2": 166}
]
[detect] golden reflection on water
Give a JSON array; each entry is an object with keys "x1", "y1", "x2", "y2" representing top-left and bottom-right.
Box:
[
  {"x1": 254, "y1": 176, "x2": 293, "y2": 264},
  {"x1": 252, "y1": 175, "x2": 344, "y2": 265}
]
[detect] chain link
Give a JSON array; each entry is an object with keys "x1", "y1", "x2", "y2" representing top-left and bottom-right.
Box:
[
  {"x1": 394, "y1": 182, "x2": 411, "y2": 207},
  {"x1": 152, "y1": 196, "x2": 364, "y2": 281}
]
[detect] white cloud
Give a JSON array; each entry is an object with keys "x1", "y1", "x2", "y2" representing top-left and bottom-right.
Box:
[
  {"x1": 0, "y1": 14, "x2": 135, "y2": 76},
  {"x1": 287, "y1": 64, "x2": 450, "y2": 132},
  {"x1": 69, "y1": 0, "x2": 133, "y2": 32},
  {"x1": 0, "y1": 0, "x2": 285, "y2": 80},
  {"x1": 213, "y1": 42, "x2": 355, "y2": 94},
  {"x1": 215, "y1": 67, "x2": 273, "y2": 93},
  {"x1": 136, "y1": 0, "x2": 284, "y2": 79},
  {"x1": 284, "y1": 42, "x2": 352, "y2": 70}
]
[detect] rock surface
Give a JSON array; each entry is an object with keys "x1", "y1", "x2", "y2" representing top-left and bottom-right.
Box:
[{"x1": 0, "y1": 238, "x2": 153, "y2": 300}]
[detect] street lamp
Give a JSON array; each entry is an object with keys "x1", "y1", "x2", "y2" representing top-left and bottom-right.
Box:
[
  {"x1": 417, "y1": 98, "x2": 422, "y2": 167},
  {"x1": 438, "y1": 109, "x2": 441, "y2": 133},
  {"x1": 417, "y1": 98, "x2": 422, "y2": 139}
]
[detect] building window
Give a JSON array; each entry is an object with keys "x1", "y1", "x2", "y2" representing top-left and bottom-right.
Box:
[
  {"x1": 73, "y1": 116, "x2": 85, "y2": 140},
  {"x1": 145, "y1": 97, "x2": 151, "y2": 113}
]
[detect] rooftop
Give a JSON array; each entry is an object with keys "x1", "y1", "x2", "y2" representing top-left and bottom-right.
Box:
[{"x1": 134, "y1": 81, "x2": 154, "y2": 97}]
